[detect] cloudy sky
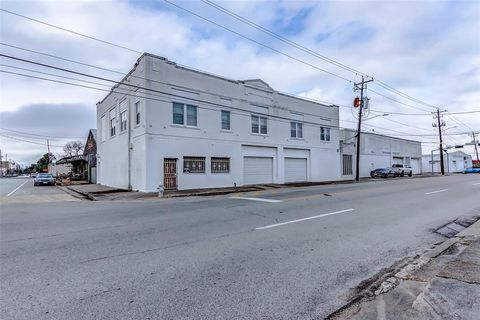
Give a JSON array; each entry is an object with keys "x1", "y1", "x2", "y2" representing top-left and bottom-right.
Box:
[{"x1": 0, "y1": 0, "x2": 479, "y2": 165}]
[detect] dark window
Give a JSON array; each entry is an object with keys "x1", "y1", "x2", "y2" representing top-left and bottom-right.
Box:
[
  {"x1": 221, "y1": 110, "x2": 230, "y2": 130},
  {"x1": 120, "y1": 111, "x2": 127, "y2": 132},
  {"x1": 320, "y1": 127, "x2": 331, "y2": 141},
  {"x1": 135, "y1": 101, "x2": 140, "y2": 125},
  {"x1": 173, "y1": 102, "x2": 184, "y2": 125},
  {"x1": 291, "y1": 122, "x2": 303, "y2": 138},
  {"x1": 186, "y1": 105, "x2": 197, "y2": 126}
]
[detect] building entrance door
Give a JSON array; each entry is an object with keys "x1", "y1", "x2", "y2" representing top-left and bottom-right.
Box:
[{"x1": 164, "y1": 158, "x2": 177, "y2": 191}]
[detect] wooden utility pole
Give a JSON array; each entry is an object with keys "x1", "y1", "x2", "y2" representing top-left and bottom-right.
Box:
[
  {"x1": 472, "y1": 131, "x2": 479, "y2": 161},
  {"x1": 354, "y1": 76, "x2": 374, "y2": 181},
  {"x1": 433, "y1": 109, "x2": 446, "y2": 175}
]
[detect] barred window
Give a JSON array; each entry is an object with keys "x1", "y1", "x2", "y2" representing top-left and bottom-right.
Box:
[
  {"x1": 211, "y1": 157, "x2": 230, "y2": 173},
  {"x1": 183, "y1": 157, "x2": 205, "y2": 173}
]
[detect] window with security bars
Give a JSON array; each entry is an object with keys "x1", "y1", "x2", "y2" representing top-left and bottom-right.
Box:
[
  {"x1": 211, "y1": 158, "x2": 230, "y2": 173},
  {"x1": 343, "y1": 154, "x2": 353, "y2": 175},
  {"x1": 183, "y1": 157, "x2": 205, "y2": 173}
]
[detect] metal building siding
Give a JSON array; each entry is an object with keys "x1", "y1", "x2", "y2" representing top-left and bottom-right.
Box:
[
  {"x1": 243, "y1": 157, "x2": 273, "y2": 185},
  {"x1": 284, "y1": 158, "x2": 307, "y2": 182},
  {"x1": 411, "y1": 158, "x2": 421, "y2": 174}
]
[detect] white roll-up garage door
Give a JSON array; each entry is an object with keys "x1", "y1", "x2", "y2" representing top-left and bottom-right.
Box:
[
  {"x1": 243, "y1": 157, "x2": 273, "y2": 185},
  {"x1": 284, "y1": 158, "x2": 307, "y2": 182},
  {"x1": 411, "y1": 158, "x2": 420, "y2": 174}
]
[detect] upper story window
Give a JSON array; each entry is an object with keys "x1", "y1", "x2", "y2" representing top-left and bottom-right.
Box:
[
  {"x1": 101, "y1": 115, "x2": 106, "y2": 142},
  {"x1": 109, "y1": 109, "x2": 116, "y2": 137},
  {"x1": 290, "y1": 122, "x2": 303, "y2": 138},
  {"x1": 173, "y1": 102, "x2": 197, "y2": 126},
  {"x1": 135, "y1": 101, "x2": 140, "y2": 125},
  {"x1": 251, "y1": 115, "x2": 267, "y2": 134},
  {"x1": 120, "y1": 111, "x2": 127, "y2": 132},
  {"x1": 221, "y1": 110, "x2": 230, "y2": 130},
  {"x1": 320, "y1": 127, "x2": 331, "y2": 141}
]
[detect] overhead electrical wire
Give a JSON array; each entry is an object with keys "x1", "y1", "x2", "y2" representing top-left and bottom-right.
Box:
[
  {"x1": 1, "y1": 66, "x2": 439, "y2": 142},
  {"x1": 197, "y1": 0, "x2": 438, "y2": 110},
  {"x1": 0, "y1": 134, "x2": 64, "y2": 147},
  {"x1": 0, "y1": 127, "x2": 85, "y2": 140}
]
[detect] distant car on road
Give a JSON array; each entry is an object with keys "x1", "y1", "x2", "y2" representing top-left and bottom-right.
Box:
[
  {"x1": 391, "y1": 164, "x2": 413, "y2": 177},
  {"x1": 31, "y1": 173, "x2": 38, "y2": 178},
  {"x1": 370, "y1": 168, "x2": 397, "y2": 178},
  {"x1": 34, "y1": 173, "x2": 55, "y2": 186},
  {"x1": 464, "y1": 167, "x2": 480, "y2": 174}
]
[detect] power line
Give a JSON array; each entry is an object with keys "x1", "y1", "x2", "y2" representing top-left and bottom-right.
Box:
[
  {"x1": 0, "y1": 43, "x2": 355, "y2": 111},
  {"x1": 196, "y1": 0, "x2": 438, "y2": 110},
  {"x1": 0, "y1": 134, "x2": 64, "y2": 147},
  {"x1": 1, "y1": 66, "x2": 446, "y2": 146},
  {"x1": 0, "y1": 127, "x2": 85, "y2": 140},
  {"x1": 0, "y1": 8, "x2": 142, "y2": 54}
]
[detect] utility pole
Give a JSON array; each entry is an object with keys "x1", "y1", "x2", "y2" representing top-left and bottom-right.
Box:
[
  {"x1": 354, "y1": 76, "x2": 374, "y2": 181},
  {"x1": 47, "y1": 139, "x2": 50, "y2": 173},
  {"x1": 432, "y1": 108, "x2": 446, "y2": 175},
  {"x1": 472, "y1": 131, "x2": 479, "y2": 161}
]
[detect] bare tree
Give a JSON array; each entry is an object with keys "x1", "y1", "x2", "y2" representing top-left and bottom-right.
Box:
[{"x1": 63, "y1": 141, "x2": 84, "y2": 157}]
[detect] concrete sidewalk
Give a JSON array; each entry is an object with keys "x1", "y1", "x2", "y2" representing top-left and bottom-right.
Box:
[{"x1": 330, "y1": 219, "x2": 480, "y2": 320}]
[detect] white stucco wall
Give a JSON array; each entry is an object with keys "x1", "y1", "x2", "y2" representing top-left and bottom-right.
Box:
[
  {"x1": 422, "y1": 151, "x2": 473, "y2": 173},
  {"x1": 97, "y1": 53, "x2": 341, "y2": 192},
  {"x1": 340, "y1": 129, "x2": 422, "y2": 178}
]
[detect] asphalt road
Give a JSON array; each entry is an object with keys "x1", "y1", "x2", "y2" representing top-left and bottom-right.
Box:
[{"x1": 1, "y1": 175, "x2": 479, "y2": 319}]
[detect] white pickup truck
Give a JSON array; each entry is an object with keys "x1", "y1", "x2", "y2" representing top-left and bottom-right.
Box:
[{"x1": 391, "y1": 164, "x2": 413, "y2": 177}]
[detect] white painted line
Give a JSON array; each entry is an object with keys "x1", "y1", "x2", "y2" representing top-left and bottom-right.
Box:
[
  {"x1": 474, "y1": 182, "x2": 480, "y2": 186},
  {"x1": 6, "y1": 180, "x2": 29, "y2": 197},
  {"x1": 424, "y1": 189, "x2": 448, "y2": 195},
  {"x1": 255, "y1": 208, "x2": 355, "y2": 230},
  {"x1": 229, "y1": 196, "x2": 283, "y2": 203}
]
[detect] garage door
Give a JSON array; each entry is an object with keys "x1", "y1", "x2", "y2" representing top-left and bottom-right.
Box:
[
  {"x1": 243, "y1": 157, "x2": 273, "y2": 185},
  {"x1": 284, "y1": 158, "x2": 307, "y2": 182},
  {"x1": 411, "y1": 158, "x2": 421, "y2": 174},
  {"x1": 393, "y1": 157, "x2": 403, "y2": 165}
]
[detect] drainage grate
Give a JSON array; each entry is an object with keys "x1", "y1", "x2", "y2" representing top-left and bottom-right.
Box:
[{"x1": 435, "y1": 222, "x2": 466, "y2": 238}]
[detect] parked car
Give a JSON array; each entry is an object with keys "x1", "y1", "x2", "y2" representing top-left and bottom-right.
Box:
[
  {"x1": 31, "y1": 172, "x2": 38, "y2": 178},
  {"x1": 391, "y1": 164, "x2": 413, "y2": 177},
  {"x1": 464, "y1": 167, "x2": 480, "y2": 174},
  {"x1": 34, "y1": 173, "x2": 55, "y2": 186},
  {"x1": 370, "y1": 168, "x2": 397, "y2": 178}
]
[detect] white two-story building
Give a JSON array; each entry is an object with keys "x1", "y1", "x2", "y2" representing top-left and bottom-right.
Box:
[{"x1": 97, "y1": 53, "x2": 341, "y2": 192}]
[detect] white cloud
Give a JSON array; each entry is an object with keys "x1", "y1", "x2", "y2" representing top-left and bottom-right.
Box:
[{"x1": 0, "y1": 0, "x2": 479, "y2": 164}]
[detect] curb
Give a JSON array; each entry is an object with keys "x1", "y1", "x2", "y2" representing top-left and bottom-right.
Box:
[
  {"x1": 56, "y1": 186, "x2": 92, "y2": 201},
  {"x1": 325, "y1": 218, "x2": 480, "y2": 320}
]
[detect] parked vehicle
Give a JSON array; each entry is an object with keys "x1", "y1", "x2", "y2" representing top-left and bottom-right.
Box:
[
  {"x1": 464, "y1": 167, "x2": 480, "y2": 174},
  {"x1": 31, "y1": 172, "x2": 38, "y2": 178},
  {"x1": 391, "y1": 164, "x2": 413, "y2": 177},
  {"x1": 34, "y1": 173, "x2": 55, "y2": 186},
  {"x1": 370, "y1": 168, "x2": 397, "y2": 178}
]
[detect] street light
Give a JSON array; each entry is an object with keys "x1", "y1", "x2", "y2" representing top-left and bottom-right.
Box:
[{"x1": 364, "y1": 113, "x2": 389, "y2": 121}]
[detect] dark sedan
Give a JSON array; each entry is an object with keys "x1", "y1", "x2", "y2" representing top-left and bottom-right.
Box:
[
  {"x1": 34, "y1": 173, "x2": 56, "y2": 186},
  {"x1": 370, "y1": 168, "x2": 396, "y2": 178}
]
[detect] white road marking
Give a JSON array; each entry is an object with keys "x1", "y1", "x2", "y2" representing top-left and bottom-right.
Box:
[
  {"x1": 474, "y1": 182, "x2": 480, "y2": 186},
  {"x1": 229, "y1": 196, "x2": 283, "y2": 203},
  {"x1": 6, "y1": 180, "x2": 29, "y2": 197},
  {"x1": 424, "y1": 189, "x2": 448, "y2": 195},
  {"x1": 255, "y1": 208, "x2": 355, "y2": 230}
]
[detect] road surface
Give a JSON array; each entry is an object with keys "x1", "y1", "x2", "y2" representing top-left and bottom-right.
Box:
[{"x1": 1, "y1": 175, "x2": 479, "y2": 319}]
